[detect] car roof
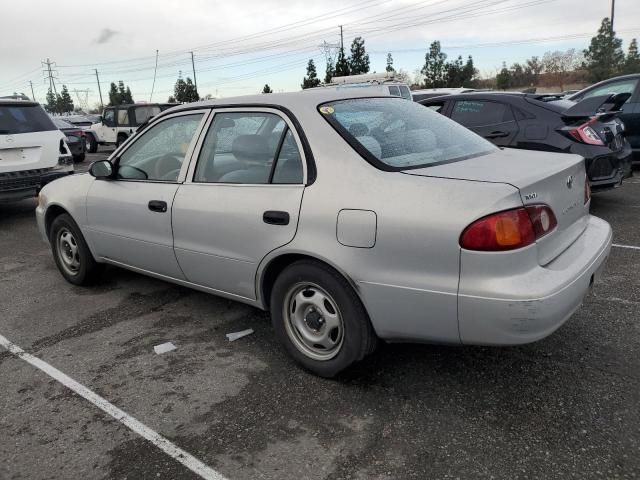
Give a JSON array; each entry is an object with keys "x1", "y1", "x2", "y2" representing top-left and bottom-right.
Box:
[
  {"x1": 105, "y1": 103, "x2": 176, "y2": 108},
  {"x1": 0, "y1": 99, "x2": 39, "y2": 107},
  {"x1": 163, "y1": 89, "x2": 402, "y2": 116},
  {"x1": 412, "y1": 88, "x2": 476, "y2": 94}
]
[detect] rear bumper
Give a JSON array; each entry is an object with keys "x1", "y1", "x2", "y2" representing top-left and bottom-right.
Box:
[
  {"x1": 0, "y1": 168, "x2": 73, "y2": 202},
  {"x1": 587, "y1": 147, "x2": 633, "y2": 190},
  {"x1": 458, "y1": 215, "x2": 612, "y2": 345}
]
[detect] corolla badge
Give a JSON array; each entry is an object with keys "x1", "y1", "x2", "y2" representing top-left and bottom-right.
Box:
[
  {"x1": 5, "y1": 135, "x2": 14, "y2": 143},
  {"x1": 566, "y1": 175, "x2": 574, "y2": 189}
]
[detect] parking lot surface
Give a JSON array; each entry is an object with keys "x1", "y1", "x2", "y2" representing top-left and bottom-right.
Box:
[{"x1": 1, "y1": 152, "x2": 639, "y2": 479}]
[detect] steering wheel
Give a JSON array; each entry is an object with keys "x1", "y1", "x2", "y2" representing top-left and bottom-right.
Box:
[{"x1": 154, "y1": 154, "x2": 183, "y2": 180}]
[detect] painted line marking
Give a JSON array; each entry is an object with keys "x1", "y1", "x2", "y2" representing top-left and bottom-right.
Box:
[
  {"x1": 0, "y1": 334, "x2": 228, "y2": 480},
  {"x1": 612, "y1": 243, "x2": 640, "y2": 251}
]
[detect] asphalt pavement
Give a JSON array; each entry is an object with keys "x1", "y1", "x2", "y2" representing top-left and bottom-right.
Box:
[{"x1": 1, "y1": 152, "x2": 639, "y2": 480}]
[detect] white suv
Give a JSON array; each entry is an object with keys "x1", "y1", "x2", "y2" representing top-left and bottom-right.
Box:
[
  {"x1": 85, "y1": 103, "x2": 176, "y2": 152},
  {"x1": 0, "y1": 99, "x2": 73, "y2": 202}
]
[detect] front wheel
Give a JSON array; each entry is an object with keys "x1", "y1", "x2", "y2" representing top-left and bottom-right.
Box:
[
  {"x1": 270, "y1": 260, "x2": 377, "y2": 377},
  {"x1": 49, "y1": 213, "x2": 103, "y2": 285}
]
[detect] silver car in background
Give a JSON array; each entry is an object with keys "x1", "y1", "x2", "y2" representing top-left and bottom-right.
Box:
[{"x1": 36, "y1": 90, "x2": 612, "y2": 377}]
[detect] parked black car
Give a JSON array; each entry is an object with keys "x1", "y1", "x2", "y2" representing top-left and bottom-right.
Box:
[
  {"x1": 568, "y1": 74, "x2": 640, "y2": 165},
  {"x1": 420, "y1": 92, "x2": 633, "y2": 190},
  {"x1": 51, "y1": 117, "x2": 86, "y2": 162}
]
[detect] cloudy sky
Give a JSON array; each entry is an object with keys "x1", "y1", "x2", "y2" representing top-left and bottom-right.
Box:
[{"x1": 1, "y1": 0, "x2": 638, "y2": 108}]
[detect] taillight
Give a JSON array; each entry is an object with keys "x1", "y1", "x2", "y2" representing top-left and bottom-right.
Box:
[
  {"x1": 460, "y1": 205, "x2": 557, "y2": 251},
  {"x1": 584, "y1": 177, "x2": 591, "y2": 204},
  {"x1": 568, "y1": 117, "x2": 604, "y2": 146}
]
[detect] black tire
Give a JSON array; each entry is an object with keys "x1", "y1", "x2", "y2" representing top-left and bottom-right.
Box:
[
  {"x1": 49, "y1": 213, "x2": 103, "y2": 286},
  {"x1": 73, "y1": 153, "x2": 86, "y2": 163},
  {"x1": 270, "y1": 260, "x2": 377, "y2": 377},
  {"x1": 116, "y1": 134, "x2": 127, "y2": 148},
  {"x1": 86, "y1": 133, "x2": 98, "y2": 153}
]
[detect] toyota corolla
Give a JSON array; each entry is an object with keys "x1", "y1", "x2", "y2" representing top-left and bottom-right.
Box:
[{"x1": 36, "y1": 90, "x2": 612, "y2": 377}]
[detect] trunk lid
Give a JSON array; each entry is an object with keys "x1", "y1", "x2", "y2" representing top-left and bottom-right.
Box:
[
  {"x1": 404, "y1": 148, "x2": 588, "y2": 265},
  {"x1": 0, "y1": 131, "x2": 62, "y2": 173}
]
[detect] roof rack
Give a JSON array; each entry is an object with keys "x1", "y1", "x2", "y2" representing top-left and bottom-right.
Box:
[{"x1": 329, "y1": 72, "x2": 402, "y2": 85}]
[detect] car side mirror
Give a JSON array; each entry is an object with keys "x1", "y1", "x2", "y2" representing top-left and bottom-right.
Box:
[
  {"x1": 97, "y1": 115, "x2": 103, "y2": 123},
  {"x1": 89, "y1": 160, "x2": 114, "y2": 179}
]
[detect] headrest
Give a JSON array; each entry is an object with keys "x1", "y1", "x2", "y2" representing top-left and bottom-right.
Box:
[{"x1": 232, "y1": 134, "x2": 270, "y2": 162}]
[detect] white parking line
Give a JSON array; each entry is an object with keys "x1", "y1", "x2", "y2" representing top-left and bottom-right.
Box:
[
  {"x1": 0, "y1": 334, "x2": 228, "y2": 480},
  {"x1": 613, "y1": 243, "x2": 640, "y2": 251}
]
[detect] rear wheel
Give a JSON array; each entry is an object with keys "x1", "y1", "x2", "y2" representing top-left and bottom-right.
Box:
[
  {"x1": 270, "y1": 260, "x2": 377, "y2": 377},
  {"x1": 73, "y1": 153, "x2": 85, "y2": 163},
  {"x1": 49, "y1": 214, "x2": 103, "y2": 285},
  {"x1": 85, "y1": 133, "x2": 98, "y2": 153}
]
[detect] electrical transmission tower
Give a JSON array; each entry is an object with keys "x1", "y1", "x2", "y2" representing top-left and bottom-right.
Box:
[
  {"x1": 73, "y1": 89, "x2": 90, "y2": 110},
  {"x1": 41, "y1": 58, "x2": 59, "y2": 95}
]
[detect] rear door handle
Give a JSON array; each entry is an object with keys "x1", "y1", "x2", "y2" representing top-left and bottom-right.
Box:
[
  {"x1": 263, "y1": 210, "x2": 290, "y2": 225},
  {"x1": 148, "y1": 200, "x2": 167, "y2": 213}
]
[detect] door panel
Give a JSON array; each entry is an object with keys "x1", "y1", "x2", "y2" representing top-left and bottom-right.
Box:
[
  {"x1": 173, "y1": 108, "x2": 307, "y2": 299},
  {"x1": 86, "y1": 181, "x2": 183, "y2": 278},
  {"x1": 173, "y1": 184, "x2": 304, "y2": 298},
  {"x1": 85, "y1": 111, "x2": 207, "y2": 277}
]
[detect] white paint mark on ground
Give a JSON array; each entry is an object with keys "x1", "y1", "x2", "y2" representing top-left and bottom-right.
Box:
[
  {"x1": 612, "y1": 243, "x2": 640, "y2": 251},
  {"x1": 154, "y1": 342, "x2": 177, "y2": 354},
  {"x1": 0, "y1": 334, "x2": 228, "y2": 480}
]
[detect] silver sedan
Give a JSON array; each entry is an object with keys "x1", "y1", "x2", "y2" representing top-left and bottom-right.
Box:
[{"x1": 36, "y1": 90, "x2": 612, "y2": 377}]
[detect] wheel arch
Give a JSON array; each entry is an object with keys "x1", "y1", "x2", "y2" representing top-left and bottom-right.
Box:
[
  {"x1": 257, "y1": 250, "x2": 362, "y2": 310},
  {"x1": 44, "y1": 204, "x2": 71, "y2": 238}
]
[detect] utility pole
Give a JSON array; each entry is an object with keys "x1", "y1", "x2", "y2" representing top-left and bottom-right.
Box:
[
  {"x1": 339, "y1": 25, "x2": 344, "y2": 51},
  {"x1": 611, "y1": 0, "x2": 616, "y2": 30},
  {"x1": 94, "y1": 69, "x2": 104, "y2": 110},
  {"x1": 43, "y1": 58, "x2": 57, "y2": 95},
  {"x1": 190, "y1": 51, "x2": 198, "y2": 94},
  {"x1": 29, "y1": 81, "x2": 36, "y2": 102},
  {"x1": 150, "y1": 49, "x2": 159, "y2": 103}
]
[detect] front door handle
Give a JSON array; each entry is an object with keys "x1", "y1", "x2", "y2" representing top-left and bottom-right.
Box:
[
  {"x1": 148, "y1": 200, "x2": 167, "y2": 213},
  {"x1": 263, "y1": 210, "x2": 290, "y2": 225}
]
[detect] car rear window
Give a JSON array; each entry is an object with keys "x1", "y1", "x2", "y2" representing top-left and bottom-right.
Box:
[
  {"x1": 319, "y1": 97, "x2": 496, "y2": 170},
  {"x1": 0, "y1": 104, "x2": 57, "y2": 134}
]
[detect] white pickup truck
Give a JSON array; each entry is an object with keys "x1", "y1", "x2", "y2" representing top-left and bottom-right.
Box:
[{"x1": 84, "y1": 103, "x2": 176, "y2": 152}]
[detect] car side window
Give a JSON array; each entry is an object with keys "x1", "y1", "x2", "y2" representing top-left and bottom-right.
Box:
[
  {"x1": 424, "y1": 101, "x2": 445, "y2": 113},
  {"x1": 579, "y1": 79, "x2": 638, "y2": 102},
  {"x1": 117, "y1": 109, "x2": 129, "y2": 127},
  {"x1": 103, "y1": 109, "x2": 115, "y2": 127},
  {"x1": 194, "y1": 112, "x2": 302, "y2": 184},
  {"x1": 116, "y1": 113, "x2": 203, "y2": 182},
  {"x1": 451, "y1": 100, "x2": 514, "y2": 127}
]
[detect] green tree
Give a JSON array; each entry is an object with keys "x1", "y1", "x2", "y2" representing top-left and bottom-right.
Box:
[
  {"x1": 301, "y1": 59, "x2": 321, "y2": 89},
  {"x1": 524, "y1": 56, "x2": 543, "y2": 85},
  {"x1": 386, "y1": 53, "x2": 394, "y2": 73},
  {"x1": 496, "y1": 62, "x2": 512, "y2": 90},
  {"x1": 167, "y1": 96, "x2": 177, "y2": 103},
  {"x1": 262, "y1": 84, "x2": 273, "y2": 94},
  {"x1": 421, "y1": 41, "x2": 448, "y2": 88},
  {"x1": 624, "y1": 38, "x2": 640, "y2": 74},
  {"x1": 324, "y1": 56, "x2": 335, "y2": 83},
  {"x1": 445, "y1": 55, "x2": 464, "y2": 87},
  {"x1": 583, "y1": 18, "x2": 625, "y2": 82},
  {"x1": 334, "y1": 46, "x2": 350, "y2": 77},
  {"x1": 348, "y1": 36, "x2": 370, "y2": 75},
  {"x1": 57, "y1": 85, "x2": 74, "y2": 113},
  {"x1": 45, "y1": 88, "x2": 57, "y2": 113},
  {"x1": 107, "y1": 82, "x2": 119, "y2": 106},
  {"x1": 184, "y1": 77, "x2": 199, "y2": 102},
  {"x1": 174, "y1": 76, "x2": 187, "y2": 102}
]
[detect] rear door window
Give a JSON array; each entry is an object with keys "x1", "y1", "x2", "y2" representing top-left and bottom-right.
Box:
[
  {"x1": 451, "y1": 100, "x2": 514, "y2": 127},
  {"x1": 117, "y1": 109, "x2": 129, "y2": 127},
  {"x1": 388, "y1": 85, "x2": 401, "y2": 97},
  {"x1": 0, "y1": 104, "x2": 56, "y2": 134}
]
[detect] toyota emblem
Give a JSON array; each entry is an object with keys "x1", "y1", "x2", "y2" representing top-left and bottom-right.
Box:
[{"x1": 566, "y1": 175, "x2": 574, "y2": 189}]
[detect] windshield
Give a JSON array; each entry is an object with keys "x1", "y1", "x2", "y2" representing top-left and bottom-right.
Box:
[
  {"x1": 319, "y1": 97, "x2": 496, "y2": 170},
  {"x1": 0, "y1": 104, "x2": 57, "y2": 134}
]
